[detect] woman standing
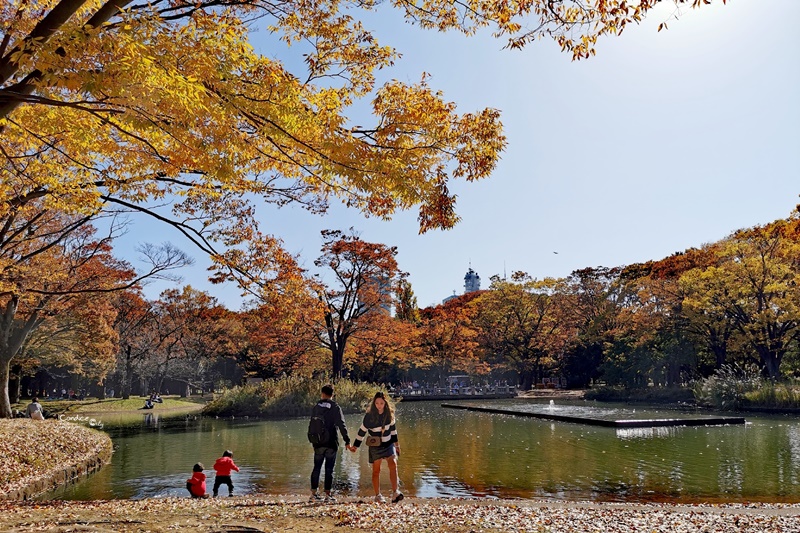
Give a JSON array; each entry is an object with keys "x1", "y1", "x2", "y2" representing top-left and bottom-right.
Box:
[{"x1": 351, "y1": 391, "x2": 404, "y2": 503}]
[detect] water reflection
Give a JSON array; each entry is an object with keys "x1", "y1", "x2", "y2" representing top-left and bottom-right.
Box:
[
  {"x1": 615, "y1": 427, "x2": 679, "y2": 440},
  {"x1": 47, "y1": 400, "x2": 800, "y2": 503}
]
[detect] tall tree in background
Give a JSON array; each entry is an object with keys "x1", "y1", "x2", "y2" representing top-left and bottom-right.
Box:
[
  {"x1": 241, "y1": 292, "x2": 324, "y2": 379},
  {"x1": 414, "y1": 293, "x2": 483, "y2": 383},
  {"x1": 113, "y1": 289, "x2": 155, "y2": 400},
  {"x1": 0, "y1": 221, "x2": 182, "y2": 416},
  {"x1": 349, "y1": 314, "x2": 414, "y2": 383},
  {"x1": 641, "y1": 249, "x2": 729, "y2": 375},
  {"x1": 395, "y1": 279, "x2": 420, "y2": 324},
  {"x1": 474, "y1": 273, "x2": 566, "y2": 390},
  {"x1": 680, "y1": 219, "x2": 800, "y2": 379},
  {"x1": 10, "y1": 292, "x2": 118, "y2": 402},
  {"x1": 558, "y1": 267, "x2": 621, "y2": 388},
  {"x1": 143, "y1": 287, "x2": 225, "y2": 396},
  {"x1": 622, "y1": 265, "x2": 695, "y2": 387},
  {"x1": 314, "y1": 230, "x2": 401, "y2": 378}
]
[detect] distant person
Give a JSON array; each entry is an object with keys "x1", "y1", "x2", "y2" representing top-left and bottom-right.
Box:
[
  {"x1": 186, "y1": 463, "x2": 209, "y2": 498},
  {"x1": 212, "y1": 450, "x2": 240, "y2": 497},
  {"x1": 140, "y1": 398, "x2": 154, "y2": 410},
  {"x1": 307, "y1": 384, "x2": 351, "y2": 503},
  {"x1": 26, "y1": 397, "x2": 44, "y2": 420},
  {"x1": 350, "y1": 391, "x2": 403, "y2": 503}
]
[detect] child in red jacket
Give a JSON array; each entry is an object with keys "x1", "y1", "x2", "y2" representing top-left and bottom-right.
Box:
[
  {"x1": 212, "y1": 450, "x2": 240, "y2": 497},
  {"x1": 186, "y1": 463, "x2": 209, "y2": 498}
]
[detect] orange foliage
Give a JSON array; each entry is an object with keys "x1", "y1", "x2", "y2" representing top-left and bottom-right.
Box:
[{"x1": 413, "y1": 292, "x2": 485, "y2": 378}]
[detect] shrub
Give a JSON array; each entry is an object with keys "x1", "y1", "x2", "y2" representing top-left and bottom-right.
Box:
[
  {"x1": 744, "y1": 379, "x2": 800, "y2": 409},
  {"x1": 203, "y1": 376, "x2": 382, "y2": 418},
  {"x1": 692, "y1": 363, "x2": 762, "y2": 410},
  {"x1": 585, "y1": 385, "x2": 694, "y2": 404}
]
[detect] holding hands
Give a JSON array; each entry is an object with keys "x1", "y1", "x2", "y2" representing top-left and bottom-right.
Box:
[{"x1": 346, "y1": 444, "x2": 356, "y2": 452}]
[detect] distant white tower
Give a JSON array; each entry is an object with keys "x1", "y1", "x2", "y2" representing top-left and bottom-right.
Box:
[{"x1": 464, "y1": 267, "x2": 481, "y2": 293}]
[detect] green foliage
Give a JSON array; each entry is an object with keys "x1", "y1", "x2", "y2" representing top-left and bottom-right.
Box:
[
  {"x1": 596, "y1": 342, "x2": 656, "y2": 389},
  {"x1": 692, "y1": 363, "x2": 763, "y2": 410},
  {"x1": 585, "y1": 386, "x2": 694, "y2": 404},
  {"x1": 743, "y1": 380, "x2": 800, "y2": 409},
  {"x1": 13, "y1": 397, "x2": 203, "y2": 416},
  {"x1": 203, "y1": 375, "x2": 382, "y2": 417}
]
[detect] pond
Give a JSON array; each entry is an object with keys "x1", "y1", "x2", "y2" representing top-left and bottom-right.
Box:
[{"x1": 48, "y1": 399, "x2": 800, "y2": 503}]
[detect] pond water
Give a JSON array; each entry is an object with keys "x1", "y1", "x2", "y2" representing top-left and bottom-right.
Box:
[{"x1": 49, "y1": 399, "x2": 800, "y2": 503}]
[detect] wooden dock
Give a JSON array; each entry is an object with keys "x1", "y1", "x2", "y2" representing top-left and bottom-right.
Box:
[{"x1": 441, "y1": 403, "x2": 746, "y2": 428}]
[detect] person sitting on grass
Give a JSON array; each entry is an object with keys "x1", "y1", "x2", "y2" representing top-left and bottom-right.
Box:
[
  {"x1": 140, "y1": 398, "x2": 154, "y2": 410},
  {"x1": 26, "y1": 397, "x2": 44, "y2": 420},
  {"x1": 186, "y1": 463, "x2": 209, "y2": 498}
]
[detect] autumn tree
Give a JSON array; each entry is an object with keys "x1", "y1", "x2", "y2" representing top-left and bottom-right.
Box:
[
  {"x1": 395, "y1": 279, "x2": 420, "y2": 324},
  {"x1": 0, "y1": 217, "x2": 187, "y2": 416},
  {"x1": 141, "y1": 286, "x2": 235, "y2": 396},
  {"x1": 0, "y1": 0, "x2": 726, "y2": 299},
  {"x1": 348, "y1": 313, "x2": 415, "y2": 383},
  {"x1": 680, "y1": 219, "x2": 800, "y2": 379},
  {"x1": 313, "y1": 230, "x2": 402, "y2": 378},
  {"x1": 559, "y1": 266, "x2": 672, "y2": 389},
  {"x1": 0, "y1": 0, "x2": 514, "y2": 307},
  {"x1": 558, "y1": 267, "x2": 622, "y2": 388},
  {"x1": 620, "y1": 265, "x2": 698, "y2": 387},
  {"x1": 413, "y1": 292, "x2": 484, "y2": 383},
  {"x1": 240, "y1": 290, "x2": 324, "y2": 379},
  {"x1": 640, "y1": 248, "x2": 730, "y2": 375},
  {"x1": 473, "y1": 273, "x2": 568, "y2": 390},
  {"x1": 112, "y1": 288, "x2": 155, "y2": 399},
  {"x1": 8, "y1": 291, "x2": 118, "y2": 402}
]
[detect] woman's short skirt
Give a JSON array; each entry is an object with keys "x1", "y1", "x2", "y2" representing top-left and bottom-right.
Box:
[{"x1": 368, "y1": 443, "x2": 396, "y2": 464}]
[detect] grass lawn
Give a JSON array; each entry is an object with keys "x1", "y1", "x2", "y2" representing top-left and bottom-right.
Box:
[{"x1": 14, "y1": 395, "x2": 207, "y2": 417}]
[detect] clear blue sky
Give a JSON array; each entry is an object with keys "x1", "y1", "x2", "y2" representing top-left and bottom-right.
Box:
[{"x1": 122, "y1": 0, "x2": 800, "y2": 310}]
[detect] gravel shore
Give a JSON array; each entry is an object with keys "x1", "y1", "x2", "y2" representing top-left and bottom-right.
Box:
[{"x1": 1, "y1": 494, "x2": 798, "y2": 532}]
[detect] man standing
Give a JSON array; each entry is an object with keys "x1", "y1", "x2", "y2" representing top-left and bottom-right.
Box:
[{"x1": 308, "y1": 384, "x2": 351, "y2": 502}]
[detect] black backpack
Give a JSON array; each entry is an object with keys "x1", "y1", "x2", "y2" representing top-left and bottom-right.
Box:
[{"x1": 307, "y1": 403, "x2": 330, "y2": 446}]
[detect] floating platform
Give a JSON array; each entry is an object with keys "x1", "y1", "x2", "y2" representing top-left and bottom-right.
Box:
[
  {"x1": 441, "y1": 403, "x2": 746, "y2": 428},
  {"x1": 397, "y1": 393, "x2": 517, "y2": 402}
]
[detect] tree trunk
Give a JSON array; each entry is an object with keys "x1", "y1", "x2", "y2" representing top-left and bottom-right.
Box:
[
  {"x1": 761, "y1": 350, "x2": 782, "y2": 379},
  {"x1": 331, "y1": 344, "x2": 345, "y2": 379},
  {"x1": 0, "y1": 356, "x2": 12, "y2": 418},
  {"x1": 122, "y1": 345, "x2": 133, "y2": 399},
  {"x1": 711, "y1": 344, "x2": 727, "y2": 369},
  {"x1": 8, "y1": 364, "x2": 21, "y2": 404},
  {"x1": 518, "y1": 370, "x2": 534, "y2": 391},
  {"x1": 751, "y1": 339, "x2": 783, "y2": 379}
]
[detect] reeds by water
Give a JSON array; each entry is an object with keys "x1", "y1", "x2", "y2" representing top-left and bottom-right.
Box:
[{"x1": 202, "y1": 375, "x2": 384, "y2": 417}]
